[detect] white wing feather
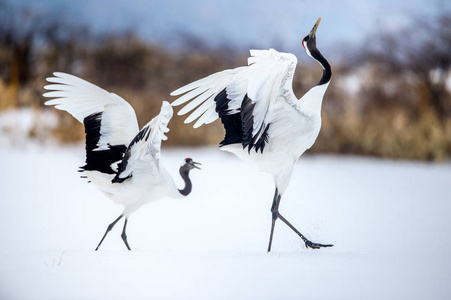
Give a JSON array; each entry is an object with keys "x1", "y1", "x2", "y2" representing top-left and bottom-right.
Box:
[
  {"x1": 171, "y1": 68, "x2": 246, "y2": 128},
  {"x1": 115, "y1": 101, "x2": 173, "y2": 181},
  {"x1": 171, "y1": 49, "x2": 298, "y2": 141},
  {"x1": 43, "y1": 72, "x2": 139, "y2": 148},
  {"x1": 246, "y1": 49, "x2": 297, "y2": 138}
]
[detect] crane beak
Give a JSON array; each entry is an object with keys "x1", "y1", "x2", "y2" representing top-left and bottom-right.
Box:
[
  {"x1": 308, "y1": 17, "x2": 321, "y2": 38},
  {"x1": 190, "y1": 161, "x2": 202, "y2": 170}
]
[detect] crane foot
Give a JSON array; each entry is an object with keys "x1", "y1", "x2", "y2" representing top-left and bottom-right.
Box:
[{"x1": 304, "y1": 240, "x2": 334, "y2": 249}]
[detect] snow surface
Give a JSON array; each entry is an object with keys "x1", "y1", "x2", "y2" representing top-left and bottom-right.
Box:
[{"x1": 1, "y1": 145, "x2": 451, "y2": 299}]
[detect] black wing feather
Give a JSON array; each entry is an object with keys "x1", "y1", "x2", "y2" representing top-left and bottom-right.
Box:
[
  {"x1": 215, "y1": 89, "x2": 243, "y2": 147},
  {"x1": 81, "y1": 112, "x2": 127, "y2": 174},
  {"x1": 215, "y1": 90, "x2": 270, "y2": 153}
]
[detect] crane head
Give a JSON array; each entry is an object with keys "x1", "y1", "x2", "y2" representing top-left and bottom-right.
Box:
[
  {"x1": 184, "y1": 158, "x2": 202, "y2": 170},
  {"x1": 302, "y1": 17, "x2": 321, "y2": 57}
]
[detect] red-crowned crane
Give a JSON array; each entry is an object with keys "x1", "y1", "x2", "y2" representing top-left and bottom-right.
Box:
[
  {"x1": 44, "y1": 73, "x2": 201, "y2": 251},
  {"x1": 170, "y1": 18, "x2": 332, "y2": 252}
]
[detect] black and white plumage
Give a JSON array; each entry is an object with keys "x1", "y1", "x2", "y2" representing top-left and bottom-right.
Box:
[
  {"x1": 43, "y1": 73, "x2": 201, "y2": 251},
  {"x1": 171, "y1": 18, "x2": 333, "y2": 251}
]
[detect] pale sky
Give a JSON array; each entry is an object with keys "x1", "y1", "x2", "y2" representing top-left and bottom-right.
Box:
[{"x1": 13, "y1": 0, "x2": 450, "y2": 58}]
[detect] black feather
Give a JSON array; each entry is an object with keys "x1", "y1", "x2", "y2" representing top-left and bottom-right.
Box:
[
  {"x1": 254, "y1": 123, "x2": 270, "y2": 153},
  {"x1": 240, "y1": 94, "x2": 255, "y2": 152},
  {"x1": 215, "y1": 89, "x2": 243, "y2": 146},
  {"x1": 215, "y1": 90, "x2": 270, "y2": 153},
  {"x1": 80, "y1": 112, "x2": 127, "y2": 174}
]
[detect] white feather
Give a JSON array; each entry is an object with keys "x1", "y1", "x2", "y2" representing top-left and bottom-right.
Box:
[
  {"x1": 171, "y1": 50, "x2": 298, "y2": 139},
  {"x1": 193, "y1": 104, "x2": 217, "y2": 128},
  {"x1": 184, "y1": 97, "x2": 215, "y2": 124},
  {"x1": 170, "y1": 72, "x2": 223, "y2": 97},
  {"x1": 172, "y1": 85, "x2": 212, "y2": 107},
  {"x1": 44, "y1": 72, "x2": 139, "y2": 147},
  {"x1": 116, "y1": 101, "x2": 173, "y2": 181},
  {"x1": 178, "y1": 89, "x2": 215, "y2": 116},
  {"x1": 172, "y1": 70, "x2": 238, "y2": 127}
]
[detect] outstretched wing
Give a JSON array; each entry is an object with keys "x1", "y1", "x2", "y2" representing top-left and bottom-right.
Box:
[
  {"x1": 112, "y1": 101, "x2": 173, "y2": 183},
  {"x1": 44, "y1": 72, "x2": 139, "y2": 174},
  {"x1": 171, "y1": 49, "x2": 297, "y2": 153}
]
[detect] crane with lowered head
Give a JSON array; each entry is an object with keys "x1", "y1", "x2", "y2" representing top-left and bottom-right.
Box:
[{"x1": 44, "y1": 73, "x2": 201, "y2": 251}]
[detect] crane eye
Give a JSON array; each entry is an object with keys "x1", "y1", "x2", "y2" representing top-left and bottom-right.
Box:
[{"x1": 303, "y1": 36, "x2": 309, "y2": 42}]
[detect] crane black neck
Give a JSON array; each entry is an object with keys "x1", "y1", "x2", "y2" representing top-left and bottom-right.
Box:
[
  {"x1": 309, "y1": 47, "x2": 332, "y2": 86},
  {"x1": 178, "y1": 165, "x2": 192, "y2": 196}
]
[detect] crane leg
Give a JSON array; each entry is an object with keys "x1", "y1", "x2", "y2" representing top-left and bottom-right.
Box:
[
  {"x1": 121, "y1": 218, "x2": 131, "y2": 250},
  {"x1": 267, "y1": 188, "x2": 281, "y2": 252},
  {"x1": 277, "y1": 213, "x2": 333, "y2": 249},
  {"x1": 95, "y1": 214, "x2": 123, "y2": 251},
  {"x1": 267, "y1": 189, "x2": 333, "y2": 251}
]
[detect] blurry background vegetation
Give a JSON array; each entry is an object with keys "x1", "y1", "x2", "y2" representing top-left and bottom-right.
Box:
[{"x1": 0, "y1": 0, "x2": 450, "y2": 161}]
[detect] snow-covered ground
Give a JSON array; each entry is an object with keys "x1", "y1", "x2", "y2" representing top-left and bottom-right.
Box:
[{"x1": 1, "y1": 144, "x2": 450, "y2": 299}]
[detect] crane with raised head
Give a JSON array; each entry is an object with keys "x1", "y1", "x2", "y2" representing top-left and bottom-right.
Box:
[
  {"x1": 170, "y1": 18, "x2": 332, "y2": 252},
  {"x1": 44, "y1": 73, "x2": 201, "y2": 250}
]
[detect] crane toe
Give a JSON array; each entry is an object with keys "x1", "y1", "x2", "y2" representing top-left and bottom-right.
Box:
[{"x1": 304, "y1": 240, "x2": 334, "y2": 249}]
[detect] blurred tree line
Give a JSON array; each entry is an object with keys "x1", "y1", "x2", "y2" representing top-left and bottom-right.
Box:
[{"x1": 1, "y1": 0, "x2": 450, "y2": 160}]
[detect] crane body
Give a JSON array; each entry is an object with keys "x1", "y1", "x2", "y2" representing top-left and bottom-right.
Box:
[
  {"x1": 44, "y1": 73, "x2": 200, "y2": 250},
  {"x1": 171, "y1": 18, "x2": 333, "y2": 251}
]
